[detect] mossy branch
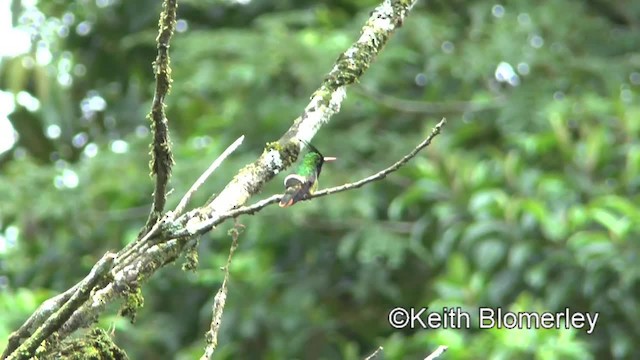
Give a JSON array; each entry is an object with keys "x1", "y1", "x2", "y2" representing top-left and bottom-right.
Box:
[{"x1": 144, "y1": 0, "x2": 178, "y2": 232}]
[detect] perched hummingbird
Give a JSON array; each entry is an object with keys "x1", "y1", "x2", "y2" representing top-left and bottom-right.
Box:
[{"x1": 279, "y1": 142, "x2": 336, "y2": 207}]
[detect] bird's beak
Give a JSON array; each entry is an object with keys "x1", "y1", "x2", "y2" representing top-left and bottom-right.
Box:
[{"x1": 323, "y1": 157, "x2": 337, "y2": 162}]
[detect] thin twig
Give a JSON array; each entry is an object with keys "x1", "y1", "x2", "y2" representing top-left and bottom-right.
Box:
[
  {"x1": 424, "y1": 345, "x2": 448, "y2": 360},
  {"x1": 144, "y1": 0, "x2": 178, "y2": 232},
  {"x1": 364, "y1": 346, "x2": 384, "y2": 360},
  {"x1": 5, "y1": 253, "x2": 116, "y2": 360},
  {"x1": 206, "y1": 118, "x2": 446, "y2": 227},
  {"x1": 200, "y1": 221, "x2": 242, "y2": 360},
  {"x1": 311, "y1": 118, "x2": 446, "y2": 197},
  {"x1": 175, "y1": 135, "x2": 245, "y2": 217}
]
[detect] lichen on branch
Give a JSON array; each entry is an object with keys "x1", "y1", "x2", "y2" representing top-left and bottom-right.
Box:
[{"x1": 144, "y1": 0, "x2": 178, "y2": 232}]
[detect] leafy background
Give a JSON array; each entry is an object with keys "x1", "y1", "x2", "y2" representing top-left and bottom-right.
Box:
[{"x1": 1, "y1": 0, "x2": 640, "y2": 358}]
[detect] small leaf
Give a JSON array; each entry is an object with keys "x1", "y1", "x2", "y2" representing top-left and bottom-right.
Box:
[{"x1": 590, "y1": 208, "x2": 631, "y2": 239}]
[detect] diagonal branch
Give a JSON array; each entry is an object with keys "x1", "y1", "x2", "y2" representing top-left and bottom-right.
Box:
[
  {"x1": 364, "y1": 346, "x2": 384, "y2": 359},
  {"x1": 424, "y1": 345, "x2": 448, "y2": 360},
  {"x1": 144, "y1": 0, "x2": 178, "y2": 232}
]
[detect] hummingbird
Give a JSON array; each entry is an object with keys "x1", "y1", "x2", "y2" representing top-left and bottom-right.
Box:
[{"x1": 279, "y1": 142, "x2": 336, "y2": 207}]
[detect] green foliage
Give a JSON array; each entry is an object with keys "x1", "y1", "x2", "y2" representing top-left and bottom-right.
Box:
[{"x1": 1, "y1": 0, "x2": 640, "y2": 359}]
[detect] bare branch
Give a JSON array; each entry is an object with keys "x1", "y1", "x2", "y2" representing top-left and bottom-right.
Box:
[
  {"x1": 200, "y1": 222, "x2": 242, "y2": 360},
  {"x1": 364, "y1": 346, "x2": 384, "y2": 360},
  {"x1": 5, "y1": 253, "x2": 116, "y2": 360},
  {"x1": 175, "y1": 135, "x2": 245, "y2": 217},
  {"x1": 424, "y1": 345, "x2": 448, "y2": 360},
  {"x1": 144, "y1": 0, "x2": 178, "y2": 231},
  {"x1": 310, "y1": 118, "x2": 446, "y2": 198}
]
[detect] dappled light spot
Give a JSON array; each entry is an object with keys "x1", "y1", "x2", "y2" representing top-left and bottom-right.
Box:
[
  {"x1": 441, "y1": 41, "x2": 454, "y2": 54},
  {"x1": 517, "y1": 13, "x2": 531, "y2": 26},
  {"x1": 62, "y1": 12, "x2": 75, "y2": 25},
  {"x1": 16, "y1": 91, "x2": 40, "y2": 112},
  {"x1": 491, "y1": 4, "x2": 505, "y2": 18},
  {"x1": 57, "y1": 26, "x2": 69, "y2": 37},
  {"x1": 620, "y1": 88, "x2": 632, "y2": 103},
  {"x1": 74, "y1": 64, "x2": 87, "y2": 76},
  {"x1": 72, "y1": 132, "x2": 89, "y2": 148},
  {"x1": 81, "y1": 94, "x2": 107, "y2": 113},
  {"x1": 176, "y1": 19, "x2": 188, "y2": 33},
  {"x1": 529, "y1": 34, "x2": 544, "y2": 48},
  {"x1": 36, "y1": 40, "x2": 52, "y2": 65},
  {"x1": 191, "y1": 136, "x2": 213, "y2": 149},
  {"x1": 0, "y1": 5, "x2": 30, "y2": 57},
  {"x1": 495, "y1": 61, "x2": 519, "y2": 86},
  {"x1": 0, "y1": 226, "x2": 19, "y2": 254},
  {"x1": 54, "y1": 168, "x2": 79, "y2": 189},
  {"x1": 135, "y1": 125, "x2": 149, "y2": 138},
  {"x1": 110, "y1": 139, "x2": 129, "y2": 153},
  {"x1": 46, "y1": 124, "x2": 61, "y2": 139},
  {"x1": 83, "y1": 143, "x2": 99, "y2": 158},
  {"x1": 96, "y1": 0, "x2": 116, "y2": 8},
  {"x1": 553, "y1": 91, "x2": 565, "y2": 101},
  {"x1": 57, "y1": 72, "x2": 72, "y2": 86},
  {"x1": 517, "y1": 62, "x2": 530, "y2": 75},
  {"x1": 76, "y1": 21, "x2": 92, "y2": 36},
  {"x1": 0, "y1": 118, "x2": 16, "y2": 154}
]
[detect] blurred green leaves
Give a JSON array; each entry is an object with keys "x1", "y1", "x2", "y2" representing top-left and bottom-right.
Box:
[{"x1": 2, "y1": 0, "x2": 640, "y2": 358}]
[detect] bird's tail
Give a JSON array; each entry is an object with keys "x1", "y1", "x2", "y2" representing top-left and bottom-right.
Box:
[
  {"x1": 280, "y1": 176, "x2": 305, "y2": 207},
  {"x1": 279, "y1": 190, "x2": 297, "y2": 207}
]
